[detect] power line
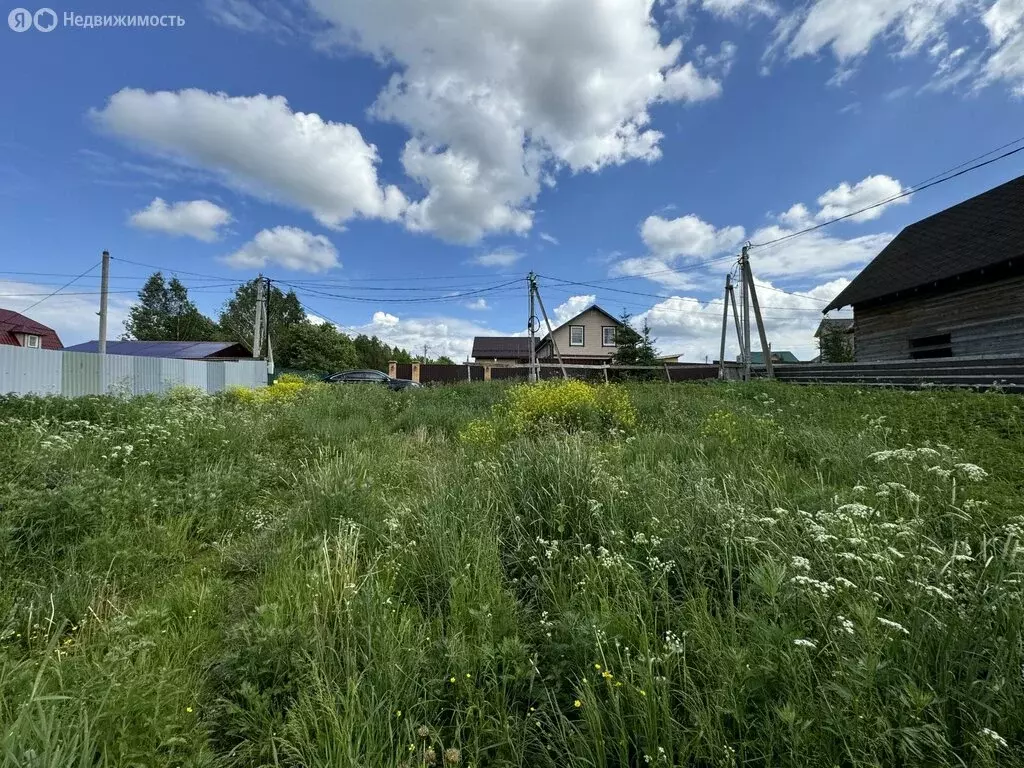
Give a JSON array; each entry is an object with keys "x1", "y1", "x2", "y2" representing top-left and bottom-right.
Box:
[
  {"x1": 3, "y1": 261, "x2": 100, "y2": 318},
  {"x1": 274, "y1": 277, "x2": 525, "y2": 304},
  {"x1": 750, "y1": 140, "x2": 1024, "y2": 249}
]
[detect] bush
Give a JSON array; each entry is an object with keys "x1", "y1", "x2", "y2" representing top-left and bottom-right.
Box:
[
  {"x1": 461, "y1": 380, "x2": 636, "y2": 445},
  {"x1": 226, "y1": 374, "x2": 321, "y2": 405}
]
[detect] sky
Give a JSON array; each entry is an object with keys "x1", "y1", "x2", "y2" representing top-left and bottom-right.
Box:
[{"x1": 3, "y1": 0, "x2": 1024, "y2": 362}]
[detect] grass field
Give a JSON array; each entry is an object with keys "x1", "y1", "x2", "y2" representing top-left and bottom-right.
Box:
[{"x1": 2, "y1": 380, "x2": 1023, "y2": 767}]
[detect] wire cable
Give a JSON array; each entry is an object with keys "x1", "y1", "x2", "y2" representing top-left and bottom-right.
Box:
[{"x1": 3, "y1": 261, "x2": 100, "y2": 318}]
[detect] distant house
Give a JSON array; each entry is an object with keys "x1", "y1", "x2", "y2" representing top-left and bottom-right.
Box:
[
  {"x1": 472, "y1": 304, "x2": 626, "y2": 365},
  {"x1": 737, "y1": 350, "x2": 800, "y2": 364},
  {"x1": 814, "y1": 317, "x2": 855, "y2": 360},
  {"x1": 824, "y1": 174, "x2": 1024, "y2": 361},
  {"x1": 0, "y1": 309, "x2": 63, "y2": 350},
  {"x1": 65, "y1": 340, "x2": 251, "y2": 360}
]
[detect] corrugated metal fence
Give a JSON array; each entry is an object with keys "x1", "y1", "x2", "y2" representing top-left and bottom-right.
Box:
[{"x1": 0, "y1": 346, "x2": 267, "y2": 397}]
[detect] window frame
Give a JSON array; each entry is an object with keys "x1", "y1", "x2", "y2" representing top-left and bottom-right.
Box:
[
  {"x1": 909, "y1": 332, "x2": 952, "y2": 359},
  {"x1": 25, "y1": 334, "x2": 41, "y2": 349},
  {"x1": 568, "y1": 325, "x2": 585, "y2": 347},
  {"x1": 601, "y1": 326, "x2": 617, "y2": 347}
]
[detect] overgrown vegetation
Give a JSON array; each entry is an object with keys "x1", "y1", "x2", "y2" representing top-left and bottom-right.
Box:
[{"x1": 2, "y1": 382, "x2": 1023, "y2": 766}]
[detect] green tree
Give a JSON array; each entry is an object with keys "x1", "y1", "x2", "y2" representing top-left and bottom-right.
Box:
[
  {"x1": 123, "y1": 272, "x2": 218, "y2": 341},
  {"x1": 612, "y1": 310, "x2": 658, "y2": 366},
  {"x1": 218, "y1": 280, "x2": 306, "y2": 367},
  {"x1": 287, "y1": 322, "x2": 359, "y2": 374},
  {"x1": 820, "y1": 326, "x2": 855, "y2": 363},
  {"x1": 434, "y1": 355, "x2": 456, "y2": 365}
]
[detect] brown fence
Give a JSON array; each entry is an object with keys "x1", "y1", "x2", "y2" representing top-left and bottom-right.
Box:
[
  {"x1": 767, "y1": 356, "x2": 1024, "y2": 391},
  {"x1": 399, "y1": 362, "x2": 720, "y2": 385},
  {"x1": 419, "y1": 364, "x2": 484, "y2": 383}
]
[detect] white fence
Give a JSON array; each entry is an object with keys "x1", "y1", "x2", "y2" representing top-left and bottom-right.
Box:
[{"x1": 0, "y1": 345, "x2": 267, "y2": 397}]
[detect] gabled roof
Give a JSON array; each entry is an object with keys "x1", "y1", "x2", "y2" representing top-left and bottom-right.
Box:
[
  {"x1": 0, "y1": 309, "x2": 63, "y2": 349},
  {"x1": 814, "y1": 317, "x2": 854, "y2": 338},
  {"x1": 738, "y1": 350, "x2": 800, "y2": 364},
  {"x1": 471, "y1": 337, "x2": 533, "y2": 359},
  {"x1": 825, "y1": 174, "x2": 1024, "y2": 311},
  {"x1": 537, "y1": 304, "x2": 621, "y2": 346},
  {"x1": 65, "y1": 340, "x2": 249, "y2": 358}
]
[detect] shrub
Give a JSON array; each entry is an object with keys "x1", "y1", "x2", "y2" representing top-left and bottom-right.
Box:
[
  {"x1": 461, "y1": 380, "x2": 636, "y2": 445},
  {"x1": 225, "y1": 375, "x2": 320, "y2": 406}
]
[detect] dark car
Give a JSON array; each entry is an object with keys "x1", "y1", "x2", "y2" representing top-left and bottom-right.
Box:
[{"x1": 322, "y1": 369, "x2": 421, "y2": 390}]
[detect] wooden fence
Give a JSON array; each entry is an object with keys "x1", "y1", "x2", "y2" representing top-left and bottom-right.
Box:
[
  {"x1": 763, "y1": 356, "x2": 1024, "y2": 392},
  {"x1": 389, "y1": 361, "x2": 720, "y2": 385}
]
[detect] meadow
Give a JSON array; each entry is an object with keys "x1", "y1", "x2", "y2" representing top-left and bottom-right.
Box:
[{"x1": 1, "y1": 379, "x2": 1022, "y2": 767}]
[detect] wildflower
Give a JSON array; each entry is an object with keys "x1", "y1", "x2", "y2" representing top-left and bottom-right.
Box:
[
  {"x1": 594, "y1": 663, "x2": 601, "y2": 670},
  {"x1": 837, "y1": 616, "x2": 855, "y2": 636},
  {"x1": 790, "y1": 556, "x2": 810, "y2": 571},
  {"x1": 877, "y1": 617, "x2": 910, "y2": 635},
  {"x1": 638, "y1": 689, "x2": 647, "y2": 697},
  {"x1": 444, "y1": 747, "x2": 462, "y2": 765},
  {"x1": 602, "y1": 670, "x2": 614, "y2": 680},
  {"x1": 186, "y1": 706, "x2": 193, "y2": 713},
  {"x1": 465, "y1": 673, "x2": 471, "y2": 679},
  {"x1": 449, "y1": 676, "x2": 456, "y2": 683},
  {"x1": 955, "y1": 463, "x2": 988, "y2": 481},
  {"x1": 418, "y1": 725, "x2": 430, "y2": 739},
  {"x1": 793, "y1": 639, "x2": 817, "y2": 650},
  {"x1": 574, "y1": 699, "x2": 582, "y2": 708},
  {"x1": 396, "y1": 710, "x2": 403, "y2": 718},
  {"x1": 424, "y1": 747, "x2": 438, "y2": 766},
  {"x1": 980, "y1": 728, "x2": 1008, "y2": 748}
]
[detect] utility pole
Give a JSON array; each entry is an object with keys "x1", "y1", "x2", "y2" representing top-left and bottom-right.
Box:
[
  {"x1": 741, "y1": 249, "x2": 774, "y2": 379},
  {"x1": 264, "y1": 277, "x2": 274, "y2": 375},
  {"x1": 98, "y1": 250, "x2": 110, "y2": 356},
  {"x1": 739, "y1": 249, "x2": 751, "y2": 381},
  {"x1": 532, "y1": 277, "x2": 568, "y2": 380},
  {"x1": 422, "y1": 343, "x2": 430, "y2": 363},
  {"x1": 252, "y1": 274, "x2": 265, "y2": 358},
  {"x1": 527, "y1": 272, "x2": 538, "y2": 382}
]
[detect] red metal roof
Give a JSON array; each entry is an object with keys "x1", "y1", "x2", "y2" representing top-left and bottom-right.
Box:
[{"x1": 0, "y1": 309, "x2": 63, "y2": 350}]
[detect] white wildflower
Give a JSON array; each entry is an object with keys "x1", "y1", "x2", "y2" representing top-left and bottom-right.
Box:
[
  {"x1": 790, "y1": 556, "x2": 810, "y2": 571},
  {"x1": 834, "y1": 577, "x2": 858, "y2": 590},
  {"x1": 837, "y1": 615, "x2": 855, "y2": 636},
  {"x1": 980, "y1": 728, "x2": 1008, "y2": 748},
  {"x1": 793, "y1": 638, "x2": 817, "y2": 649},
  {"x1": 877, "y1": 617, "x2": 910, "y2": 635},
  {"x1": 954, "y1": 463, "x2": 988, "y2": 481}
]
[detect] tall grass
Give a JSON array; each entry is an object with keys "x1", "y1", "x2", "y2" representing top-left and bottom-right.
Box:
[{"x1": 1, "y1": 382, "x2": 1022, "y2": 766}]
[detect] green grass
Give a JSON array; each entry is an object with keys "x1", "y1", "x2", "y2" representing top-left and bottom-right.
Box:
[{"x1": 1, "y1": 381, "x2": 1023, "y2": 767}]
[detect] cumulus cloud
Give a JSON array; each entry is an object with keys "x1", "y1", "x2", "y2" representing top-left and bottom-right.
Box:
[
  {"x1": 91, "y1": 88, "x2": 407, "y2": 229},
  {"x1": 345, "y1": 311, "x2": 505, "y2": 361},
  {"x1": 641, "y1": 214, "x2": 746, "y2": 259},
  {"x1": 304, "y1": 0, "x2": 730, "y2": 242},
  {"x1": 553, "y1": 294, "x2": 597, "y2": 324},
  {"x1": 0, "y1": 280, "x2": 130, "y2": 346},
  {"x1": 639, "y1": 276, "x2": 853, "y2": 362},
  {"x1": 129, "y1": 198, "x2": 232, "y2": 241},
  {"x1": 472, "y1": 249, "x2": 524, "y2": 268},
  {"x1": 609, "y1": 257, "x2": 700, "y2": 289},
  {"x1": 539, "y1": 232, "x2": 560, "y2": 245},
  {"x1": 466, "y1": 298, "x2": 490, "y2": 310},
  {"x1": 814, "y1": 175, "x2": 910, "y2": 222},
  {"x1": 701, "y1": 0, "x2": 776, "y2": 18},
  {"x1": 222, "y1": 226, "x2": 340, "y2": 272}
]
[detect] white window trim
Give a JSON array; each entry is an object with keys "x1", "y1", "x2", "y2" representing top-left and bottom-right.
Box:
[
  {"x1": 569, "y1": 325, "x2": 585, "y2": 346},
  {"x1": 25, "y1": 334, "x2": 41, "y2": 349},
  {"x1": 602, "y1": 326, "x2": 617, "y2": 347}
]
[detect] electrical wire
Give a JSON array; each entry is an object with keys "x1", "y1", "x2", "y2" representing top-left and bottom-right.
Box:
[
  {"x1": 274, "y1": 277, "x2": 525, "y2": 304},
  {"x1": 750, "y1": 140, "x2": 1024, "y2": 249},
  {"x1": 1, "y1": 261, "x2": 100, "y2": 319}
]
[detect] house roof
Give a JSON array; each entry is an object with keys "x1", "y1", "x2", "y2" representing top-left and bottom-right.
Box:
[
  {"x1": 739, "y1": 350, "x2": 800, "y2": 364},
  {"x1": 814, "y1": 317, "x2": 854, "y2": 338},
  {"x1": 825, "y1": 174, "x2": 1024, "y2": 311},
  {"x1": 65, "y1": 340, "x2": 249, "y2": 359},
  {"x1": 0, "y1": 309, "x2": 63, "y2": 349},
  {"x1": 537, "y1": 304, "x2": 621, "y2": 346},
  {"x1": 471, "y1": 337, "x2": 534, "y2": 359}
]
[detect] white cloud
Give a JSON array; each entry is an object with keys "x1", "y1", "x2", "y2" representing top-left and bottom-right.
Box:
[
  {"x1": 345, "y1": 311, "x2": 504, "y2": 361},
  {"x1": 305, "y1": 0, "x2": 729, "y2": 242},
  {"x1": 466, "y1": 298, "x2": 490, "y2": 310},
  {"x1": 539, "y1": 232, "x2": 560, "y2": 245},
  {"x1": 0, "y1": 280, "x2": 130, "y2": 346},
  {"x1": 701, "y1": 0, "x2": 776, "y2": 18},
  {"x1": 609, "y1": 257, "x2": 700, "y2": 289},
  {"x1": 92, "y1": 88, "x2": 407, "y2": 229},
  {"x1": 472, "y1": 249, "x2": 524, "y2": 268},
  {"x1": 641, "y1": 214, "x2": 746, "y2": 259},
  {"x1": 778, "y1": 203, "x2": 812, "y2": 228},
  {"x1": 553, "y1": 294, "x2": 597, "y2": 324},
  {"x1": 638, "y1": 276, "x2": 853, "y2": 362},
  {"x1": 129, "y1": 197, "x2": 232, "y2": 242},
  {"x1": 745, "y1": 227, "x2": 895, "y2": 278},
  {"x1": 814, "y1": 174, "x2": 909, "y2": 222},
  {"x1": 223, "y1": 226, "x2": 340, "y2": 272},
  {"x1": 980, "y1": 0, "x2": 1024, "y2": 93}
]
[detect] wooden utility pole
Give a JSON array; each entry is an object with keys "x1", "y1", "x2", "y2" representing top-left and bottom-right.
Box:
[
  {"x1": 252, "y1": 275, "x2": 265, "y2": 358},
  {"x1": 741, "y1": 249, "x2": 774, "y2": 379},
  {"x1": 718, "y1": 274, "x2": 731, "y2": 379},
  {"x1": 740, "y1": 251, "x2": 751, "y2": 381},
  {"x1": 528, "y1": 272, "x2": 538, "y2": 382},
  {"x1": 98, "y1": 250, "x2": 110, "y2": 356},
  {"x1": 532, "y1": 279, "x2": 568, "y2": 380}
]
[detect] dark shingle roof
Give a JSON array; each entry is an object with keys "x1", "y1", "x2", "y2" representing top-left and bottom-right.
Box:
[
  {"x1": 737, "y1": 350, "x2": 800, "y2": 364},
  {"x1": 825, "y1": 174, "x2": 1024, "y2": 311},
  {"x1": 65, "y1": 340, "x2": 248, "y2": 358},
  {"x1": 814, "y1": 317, "x2": 854, "y2": 338},
  {"x1": 471, "y1": 337, "x2": 533, "y2": 359}
]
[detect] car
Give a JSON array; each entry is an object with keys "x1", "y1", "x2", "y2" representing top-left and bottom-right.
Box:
[{"x1": 322, "y1": 369, "x2": 422, "y2": 390}]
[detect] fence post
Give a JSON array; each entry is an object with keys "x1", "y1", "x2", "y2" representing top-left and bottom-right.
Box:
[
  {"x1": 484, "y1": 365, "x2": 492, "y2": 382},
  {"x1": 603, "y1": 364, "x2": 609, "y2": 384},
  {"x1": 388, "y1": 360, "x2": 397, "y2": 378},
  {"x1": 664, "y1": 363, "x2": 672, "y2": 382},
  {"x1": 411, "y1": 362, "x2": 420, "y2": 383}
]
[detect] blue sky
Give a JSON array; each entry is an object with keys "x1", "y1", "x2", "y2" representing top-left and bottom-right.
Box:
[{"x1": 3, "y1": 0, "x2": 1023, "y2": 361}]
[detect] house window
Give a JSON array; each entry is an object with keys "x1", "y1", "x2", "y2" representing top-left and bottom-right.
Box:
[
  {"x1": 909, "y1": 332, "x2": 952, "y2": 359},
  {"x1": 24, "y1": 334, "x2": 40, "y2": 349},
  {"x1": 569, "y1": 325, "x2": 585, "y2": 346},
  {"x1": 602, "y1": 326, "x2": 616, "y2": 347}
]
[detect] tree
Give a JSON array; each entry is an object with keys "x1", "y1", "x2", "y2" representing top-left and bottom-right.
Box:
[
  {"x1": 123, "y1": 272, "x2": 218, "y2": 341},
  {"x1": 612, "y1": 310, "x2": 658, "y2": 366},
  {"x1": 435, "y1": 355, "x2": 456, "y2": 365},
  {"x1": 288, "y1": 321, "x2": 358, "y2": 374},
  {"x1": 218, "y1": 280, "x2": 306, "y2": 366},
  {"x1": 820, "y1": 326, "x2": 855, "y2": 363}
]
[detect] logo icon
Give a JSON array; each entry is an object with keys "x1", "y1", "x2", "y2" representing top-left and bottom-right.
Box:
[
  {"x1": 8, "y1": 7, "x2": 32, "y2": 30},
  {"x1": 33, "y1": 7, "x2": 56, "y2": 30}
]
